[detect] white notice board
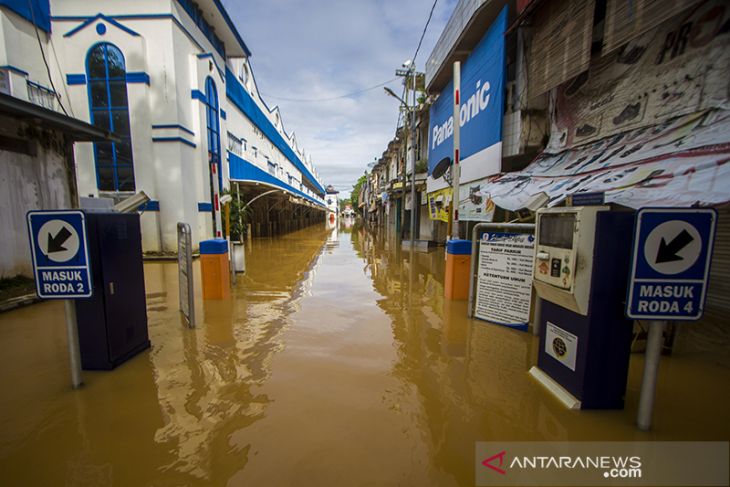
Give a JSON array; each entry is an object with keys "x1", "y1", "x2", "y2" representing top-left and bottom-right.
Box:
[{"x1": 474, "y1": 232, "x2": 535, "y2": 330}]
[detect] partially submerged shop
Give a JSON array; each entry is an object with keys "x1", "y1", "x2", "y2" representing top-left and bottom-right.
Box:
[
  {"x1": 484, "y1": 0, "x2": 730, "y2": 359},
  {"x1": 426, "y1": 0, "x2": 730, "y2": 428}
]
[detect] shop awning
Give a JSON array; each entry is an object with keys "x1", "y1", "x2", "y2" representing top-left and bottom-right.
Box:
[
  {"x1": 228, "y1": 152, "x2": 326, "y2": 209},
  {"x1": 482, "y1": 109, "x2": 730, "y2": 212},
  {"x1": 0, "y1": 92, "x2": 117, "y2": 142}
]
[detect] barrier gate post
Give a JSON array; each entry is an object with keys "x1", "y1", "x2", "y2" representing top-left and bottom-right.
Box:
[{"x1": 177, "y1": 222, "x2": 195, "y2": 328}]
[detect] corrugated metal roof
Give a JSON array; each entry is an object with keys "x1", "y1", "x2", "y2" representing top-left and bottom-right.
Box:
[
  {"x1": 0, "y1": 92, "x2": 117, "y2": 142},
  {"x1": 425, "y1": 0, "x2": 492, "y2": 88}
]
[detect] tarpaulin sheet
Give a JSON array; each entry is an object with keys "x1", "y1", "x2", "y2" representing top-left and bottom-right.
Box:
[{"x1": 482, "y1": 109, "x2": 730, "y2": 211}]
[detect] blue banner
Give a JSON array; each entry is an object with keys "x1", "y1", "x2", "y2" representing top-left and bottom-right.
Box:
[{"x1": 428, "y1": 6, "x2": 507, "y2": 175}]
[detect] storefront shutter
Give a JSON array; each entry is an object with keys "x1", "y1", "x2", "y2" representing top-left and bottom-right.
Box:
[
  {"x1": 675, "y1": 207, "x2": 730, "y2": 366},
  {"x1": 603, "y1": 0, "x2": 701, "y2": 54},
  {"x1": 528, "y1": 0, "x2": 595, "y2": 99}
]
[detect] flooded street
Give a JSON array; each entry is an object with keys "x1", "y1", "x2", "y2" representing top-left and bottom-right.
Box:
[{"x1": 1, "y1": 224, "x2": 729, "y2": 486}]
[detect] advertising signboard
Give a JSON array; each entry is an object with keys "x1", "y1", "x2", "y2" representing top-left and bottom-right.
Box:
[{"x1": 427, "y1": 6, "x2": 507, "y2": 221}]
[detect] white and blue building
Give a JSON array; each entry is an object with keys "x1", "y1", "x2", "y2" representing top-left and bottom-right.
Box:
[{"x1": 1, "y1": 0, "x2": 327, "y2": 252}]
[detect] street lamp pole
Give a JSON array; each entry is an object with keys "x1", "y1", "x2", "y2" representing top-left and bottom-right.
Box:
[
  {"x1": 408, "y1": 65, "x2": 418, "y2": 249},
  {"x1": 400, "y1": 105, "x2": 407, "y2": 241},
  {"x1": 385, "y1": 63, "x2": 420, "y2": 247}
]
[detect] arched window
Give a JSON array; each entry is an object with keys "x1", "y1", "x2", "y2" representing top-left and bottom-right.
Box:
[
  {"x1": 239, "y1": 62, "x2": 249, "y2": 85},
  {"x1": 205, "y1": 77, "x2": 222, "y2": 191},
  {"x1": 86, "y1": 42, "x2": 135, "y2": 192}
]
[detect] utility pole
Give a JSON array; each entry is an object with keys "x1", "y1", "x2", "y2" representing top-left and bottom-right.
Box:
[
  {"x1": 388, "y1": 62, "x2": 423, "y2": 244},
  {"x1": 408, "y1": 66, "x2": 418, "y2": 248},
  {"x1": 400, "y1": 84, "x2": 408, "y2": 241}
]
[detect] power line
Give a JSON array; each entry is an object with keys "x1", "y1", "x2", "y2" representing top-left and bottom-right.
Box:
[
  {"x1": 27, "y1": 0, "x2": 68, "y2": 116},
  {"x1": 412, "y1": 0, "x2": 439, "y2": 64},
  {"x1": 391, "y1": 0, "x2": 439, "y2": 138},
  {"x1": 261, "y1": 78, "x2": 399, "y2": 103}
]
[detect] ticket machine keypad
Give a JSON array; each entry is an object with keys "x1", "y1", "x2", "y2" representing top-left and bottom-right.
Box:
[
  {"x1": 534, "y1": 212, "x2": 579, "y2": 291},
  {"x1": 550, "y1": 258, "x2": 561, "y2": 277}
]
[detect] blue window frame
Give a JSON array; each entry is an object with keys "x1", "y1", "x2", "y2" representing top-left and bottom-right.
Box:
[
  {"x1": 86, "y1": 42, "x2": 135, "y2": 192},
  {"x1": 204, "y1": 77, "x2": 222, "y2": 190}
]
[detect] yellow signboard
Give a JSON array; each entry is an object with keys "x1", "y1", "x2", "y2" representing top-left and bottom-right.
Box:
[{"x1": 427, "y1": 187, "x2": 452, "y2": 222}]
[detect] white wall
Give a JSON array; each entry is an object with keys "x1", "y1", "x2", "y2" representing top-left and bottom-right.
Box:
[
  {"x1": 2, "y1": 0, "x2": 328, "y2": 253},
  {"x1": 0, "y1": 10, "x2": 56, "y2": 105},
  {"x1": 325, "y1": 193, "x2": 338, "y2": 213},
  {"x1": 0, "y1": 118, "x2": 73, "y2": 278}
]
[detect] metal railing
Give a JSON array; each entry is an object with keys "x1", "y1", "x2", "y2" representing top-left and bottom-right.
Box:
[{"x1": 26, "y1": 80, "x2": 57, "y2": 111}]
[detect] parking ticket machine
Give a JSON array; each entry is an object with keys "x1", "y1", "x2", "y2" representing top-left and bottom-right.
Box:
[{"x1": 531, "y1": 206, "x2": 634, "y2": 409}]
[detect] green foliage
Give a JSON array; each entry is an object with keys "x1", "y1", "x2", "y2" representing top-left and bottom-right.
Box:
[
  {"x1": 226, "y1": 187, "x2": 251, "y2": 241},
  {"x1": 415, "y1": 159, "x2": 428, "y2": 174},
  {"x1": 350, "y1": 174, "x2": 367, "y2": 208}
]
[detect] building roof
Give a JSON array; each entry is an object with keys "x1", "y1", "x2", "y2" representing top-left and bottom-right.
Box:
[
  {"x1": 194, "y1": 0, "x2": 251, "y2": 58},
  {"x1": 425, "y1": 0, "x2": 514, "y2": 91},
  {"x1": 0, "y1": 0, "x2": 51, "y2": 32},
  {"x1": 0, "y1": 92, "x2": 118, "y2": 142},
  {"x1": 225, "y1": 67, "x2": 325, "y2": 196}
]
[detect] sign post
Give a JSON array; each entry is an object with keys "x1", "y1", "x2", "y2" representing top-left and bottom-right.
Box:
[
  {"x1": 627, "y1": 208, "x2": 717, "y2": 430},
  {"x1": 64, "y1": 300, "x2": 83, "y2": 388},
  {"x1": 27, "y1": 210, "x2": 93, "y2": 388}
]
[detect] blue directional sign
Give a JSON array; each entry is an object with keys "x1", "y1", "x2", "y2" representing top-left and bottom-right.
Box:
[
  {"x1": 27, "y1": 210, "x2": 92, "y2": 299},
  {"x1": 627, "y1": 208, "x2": 717, "y2": 320}
]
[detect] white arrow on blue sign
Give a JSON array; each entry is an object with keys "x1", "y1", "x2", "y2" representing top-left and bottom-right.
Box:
[
  {"x1": 26, "y1": 210, "x2": 93, "y2": 299},
  {"x1": 626, "y1": 208, "x2": 717, "y2": 321}
]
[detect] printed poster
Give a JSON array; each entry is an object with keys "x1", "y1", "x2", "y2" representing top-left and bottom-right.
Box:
[
  {"x1": 545, "y1": 322, "x2": 578, "y2": 371},
  {"x1": 474, "y1": 232, "x2": 535, "y2": 330},
  {"x1": 458, "y1": 179, "x2": 497, "y2": 222},
  {"x1": 427, "y1": 187, "x2": 452, "y2": 222}
]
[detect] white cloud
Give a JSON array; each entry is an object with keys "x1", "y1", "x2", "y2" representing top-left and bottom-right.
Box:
[{"x1": 222, "y1": 0, "x2": 456, "y2": 198}]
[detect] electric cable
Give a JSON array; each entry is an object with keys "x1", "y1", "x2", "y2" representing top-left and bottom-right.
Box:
[
  {"x1": 390, "y1": 0, "x2": 439, "y2": 138},
  {"x1": 48, "y1": 36, "x2": 76, "y2": 117},
  {"x1": 261, "y1": 77, "x2": 399, "y2": 103},
  {"x1": 27, "y1": 0, "x2": 69, "y2": 116},
  {"x1": 411, "y1": 0, "x2": 439, "y2": 65}
]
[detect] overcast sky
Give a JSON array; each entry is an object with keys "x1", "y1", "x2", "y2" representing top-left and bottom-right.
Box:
[{"x1": 222, "y1": 0, "x2": 457, "y2": 199}]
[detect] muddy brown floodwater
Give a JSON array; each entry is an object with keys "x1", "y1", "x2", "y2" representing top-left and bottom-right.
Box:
[{"x1": 1, "y1": 224, "x2": 729, "y2": 486}]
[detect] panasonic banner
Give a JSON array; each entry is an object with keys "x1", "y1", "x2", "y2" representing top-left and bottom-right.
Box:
[{"x1": 427, "y1": 6, "x2": 506, "y2": 221}]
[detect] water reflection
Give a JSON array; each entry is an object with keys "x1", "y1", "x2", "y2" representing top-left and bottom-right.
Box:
[
  {"x1": 1, "y1": 224, "x2": 728, "y2": 486},
  {"x1": 347, "y1": 223, "x2": 730, "y2": 485},
  {"x1": 145, "y1": 229, "x2": 328, "y2": 483}
]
